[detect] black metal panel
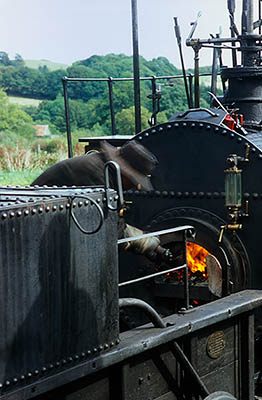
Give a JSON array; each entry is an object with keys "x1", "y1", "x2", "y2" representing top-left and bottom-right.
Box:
[
  {"x1": 122, "y1": 121, "x2": 262, "y2": 293},
  {"x1": 0, "y1": 188, "x2": 119, "y2": 394}
]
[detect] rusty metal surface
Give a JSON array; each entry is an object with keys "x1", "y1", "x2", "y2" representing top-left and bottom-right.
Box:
[{"x1": 0, "y1": 187, "x2": 119, "y2": 395}]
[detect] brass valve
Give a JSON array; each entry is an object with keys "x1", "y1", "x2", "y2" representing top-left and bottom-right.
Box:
[{"x1": 219, "y1": 223, "x2": 242, "y2": 243}]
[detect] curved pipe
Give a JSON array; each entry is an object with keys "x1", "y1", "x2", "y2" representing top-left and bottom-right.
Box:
[{"x1": 119, "y1": 298, "x2": 166, "y2": 328}]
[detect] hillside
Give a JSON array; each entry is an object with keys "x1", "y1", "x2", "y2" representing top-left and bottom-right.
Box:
[{"x1": 25, "y1": 59, "x2": 68, "y2": 71}]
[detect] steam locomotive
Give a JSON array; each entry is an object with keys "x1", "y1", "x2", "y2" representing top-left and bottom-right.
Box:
[{"x1": 1, "y1": 0, "x2": 262, "y2": 399}]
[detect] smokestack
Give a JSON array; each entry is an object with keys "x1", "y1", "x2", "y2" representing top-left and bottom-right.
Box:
[{"x1": 242, "y1": 0, "x2": 254, "y2": 34}]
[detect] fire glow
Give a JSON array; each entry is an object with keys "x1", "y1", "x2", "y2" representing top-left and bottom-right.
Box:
[{"x1": 187, "y1": 242, "x2": 210, "y2": 279}]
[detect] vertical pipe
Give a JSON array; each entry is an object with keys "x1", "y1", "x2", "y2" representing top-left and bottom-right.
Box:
[
  {"x1": 62, "y1": 77, "x2": 73, "y2": 159},
  {"x1": 194, "y1": 47, "x2": 200, "y2": 108},
  {"x1": 131, "y1": 0, "x2": 141, "y2": 134},
  {"x1": 242, "y1": 0, "x2": 254, "y2": 34},
  {"x1": 108, "y1": 77, "x2": 116, "y2": 135},
  {"x1": 210, "y1": 46, "x2": 218, "y2": 98},
  {"x1": 151, "y1": 76, "x2": 157, "y2": 126}
]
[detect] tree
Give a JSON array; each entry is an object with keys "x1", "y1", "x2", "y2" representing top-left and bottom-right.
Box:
[
  {"x1": 0, "y1": 89, "x2": 34, "y2": 139},
  {"x1": 115, "y1": 106, "x2": 151, "y2": 135}
]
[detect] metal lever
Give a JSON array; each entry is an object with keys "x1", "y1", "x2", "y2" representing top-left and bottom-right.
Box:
[{"x1": 187, "y1": 11, "x2": 202, "y2": 40}]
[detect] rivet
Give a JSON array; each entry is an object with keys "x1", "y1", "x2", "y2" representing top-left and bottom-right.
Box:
[
  {"x1": 114, "y1": 195, "x2": 119, "y2": 201},
  {"x1": 84, "y1": 200, "x2": 89, "y2": 206},
  {"x1": 158, "y1": 126, "x2": 163, "y2": 131},
  {"x1": 55, "y1": 362, "x2": 60, "y2": 367},
  {"x1": 13, "y1": 378, "x2": 18, "y2": 384},
  {"x1": 206, "y1": 125, "x2": 211, "y2": 130},
  {"x1": 74, "y1": 355, "x2": 79, "y2": 360},
  {"x1": 81, "y1": 352, "x2": 86, "y2": 357},
  {"x1": 2, "y1": 213, "x2": 8, "y2": 220},
  {"x1": 45, "y1": 206, "x2": 50, "y2": 212},
  {"x1": 27, "y1": 372, "x2": 32, "y2": 378},
  {"x1": 258, "y1": 153, "x2": 262, "y2": 159},
  {"x1": 97, "y1": 198, "x2": 101, "y2": 203},
  {"x1": 176, "y1": 192, "x2": 182, "y2": 198},
  {"x1": 59, "y1": 205, "x2": 64, "y2": 211},
  {"x1": 72, "y1": 202, "x2": 76, "y2": 208},
  {"x1": 87, "y1": 350, "x2": 92, "y2": 356},
  {"x1": 110, "y1": 342, "x2": 115, "y2": 347},
  {"x1": 5, "y1": 381, "x2": 10, "y2": 386},
  {"x1": 66, "y1": 203, "x2": 71, "y2": 208},
  {"x1": 230, "y1": 133, "x2": 235, "y2": 138},
  {"x1": 34, "y1": 370, "x2": 39, "y2": 375},
  {"x1": 52, "y1": 206, "x2": 57, "y2": 211},
  {"x1": 68, "y1": 357, "x2": 73, "y2": 362},
  {"x1": 191, "y1": 123, "x2": 196, "y2": 128},
  {"x1": 145, "y1": 132, "x2": 149, "y2": 137},
  {"x1": 244, "y1": 192, "x2": 250, "y2": 199},
  {"x1": 10, "y1": 212, "x2": 15, "y2": 218},
  {"x1": 215, "y1": 127, "x2": 219, "y2": 132},
  {"x1": 116, "y1": 339, "x2": 120, "y2": 345},
  {"x1": 206, "y1": 192, "x2": 212, "y2": 198},
  {"x1": 237, "y1": 137, "x2": 242, "y2": 143},
  {"x1": 0, "y1": 383, "x2": 3, "y2": 388},
  {"x1": 42, "y1": 367, "x2": 47, "y2": 372},
  {"x1": 167, "y1": 124, "x2": 172, "y2": 129},
  {"x1": 174, "y1": 123, "x2": 179, "y2": 127},
  {"x1": 151, "y1": 129, "x2": 156, "y2": 134},
  {"x1": 62, "y1": 359, "x2": 67, "y2": 365},
  {"x1": 138, "y1": 136, "x2": 143, "y2": 140},
  {"x1": 199, "y1": 123, "x2": 203, "y2": 128},
  {"x1": 20, "y1": 375, "x2": 25, "y2": 380},
  {"x1": 49, "y1": 364, "x2": 54, "y2": 369},
  {"x1": 253, "y1": 193, "x2": 259, "y2": 199},
  {"x1": 104, "y1": 343, "x2": 109, "y2": 349},
  {"x1": 39, "y1": 207, "x2": 43, "y2": 213},
  {"x1": 99, "y1": 345, "x2": 103, "y2": 351},
  {"x1": 78, "y1": 201, "x2": 83, "y2": 207},
  {"x1": 252, "y1": 147, "x2": 256, "y2": 153},
  {"x1": 183, "y1": 122, "x2": 187, "y2": 127},
  {"x1": 199, "y1": 192, "x2": 205, "y2": 198},
  {"x1": 32, "y1": 208, "x2": 37, "y2": 215},
  {"x1": 222, "y1": 130, "x2": 227, "y2": 135},
  {"x1": 93, "y1": 348, "x2": 97, "y2": 353},
  {"x1": 192, "y1": 192, "x2": 197, "y2": 198}
]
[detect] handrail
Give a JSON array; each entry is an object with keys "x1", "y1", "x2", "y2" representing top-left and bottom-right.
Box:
[
  {"x1": 118, "y1": 225, "x2": 195, "y2": 312},
  {"x1": 62, "y1": 72, "x2": 216, "y2": 157}
]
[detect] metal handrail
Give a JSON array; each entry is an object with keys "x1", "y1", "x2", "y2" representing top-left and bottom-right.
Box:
[
  {"x1": 62, "y1": 72, "x2": 215, "y2": 157},
  {"x1": 118, "y1": 225, "x2": 195, "y2": 311}
]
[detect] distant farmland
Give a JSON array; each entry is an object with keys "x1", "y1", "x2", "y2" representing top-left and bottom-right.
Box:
[
  {"x1": 8, "y1": 96, "x2": 41, "y2": 107},
  {"x1": 25, "y1": 59, "x2": 68, "y2": 71}
]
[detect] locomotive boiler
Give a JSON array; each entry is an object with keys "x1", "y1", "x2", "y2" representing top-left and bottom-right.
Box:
[{"x1": 78, "y1": 0, "x2": 262, "y2": 323}]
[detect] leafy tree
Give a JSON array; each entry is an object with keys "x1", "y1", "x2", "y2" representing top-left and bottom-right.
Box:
[{"x1": 115, "y1": 106, "x2": 151, "y2": 135}]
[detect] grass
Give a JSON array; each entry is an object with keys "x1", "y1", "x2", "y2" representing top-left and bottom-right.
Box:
[
  {"x1": 0, "y1": 170, "x2": 43, "y2": 186},
  {"x1": 8, "y1": 96, "x2": 42, "y2": 107},
  {"x1": 25, "y1": 59, "x2": 68, "y2": 71}
]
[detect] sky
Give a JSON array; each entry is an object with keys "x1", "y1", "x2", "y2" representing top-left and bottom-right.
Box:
[{"x1": 0, "y1": 0, "x2": 246, "y2": 69}]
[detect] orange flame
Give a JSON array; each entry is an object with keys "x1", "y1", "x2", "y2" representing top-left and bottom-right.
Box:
[{"x1": 187, "y1": 242, "x2": 209, "y2": 279}]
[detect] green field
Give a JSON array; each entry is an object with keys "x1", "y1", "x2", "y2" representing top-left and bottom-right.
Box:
[
  {"x1": 25, "y1": 59, "x2": 68, "y2": 71},
  {"x1": 0, "y1": 170, "x2": 43, "y2": 186},
  {"x1": 8, "y1": 96, "x2": 42, "y2": 107}
]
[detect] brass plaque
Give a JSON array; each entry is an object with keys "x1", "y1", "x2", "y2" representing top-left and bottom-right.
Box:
[{"x1": 206, "y1": 331, "x2": 226, "y2": 359}]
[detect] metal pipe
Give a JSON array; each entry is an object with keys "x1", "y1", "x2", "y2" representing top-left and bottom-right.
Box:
[
  {"x1": 62, "y1": 77, "x2": 73, "y2": 158},
  {"x1": 242, "y1": 0, "x2": 254, "y2": 34},
  {"x1": 107, "y1": 77, "x2": 116, "y2": 135},
  {"x1": 131, "y1": 0, "x2": 141, "y2": 133},
  {"x1": 119, "y1": 298, "x2": 166, "y2": 328},
  {"x1": 174, "y1": 17, "x2": 192, "y2": 108}
]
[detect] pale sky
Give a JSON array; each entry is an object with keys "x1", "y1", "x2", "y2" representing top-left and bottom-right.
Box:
[{"x1": 0, "y1": 1, "x2": 246, "y2": 69}]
